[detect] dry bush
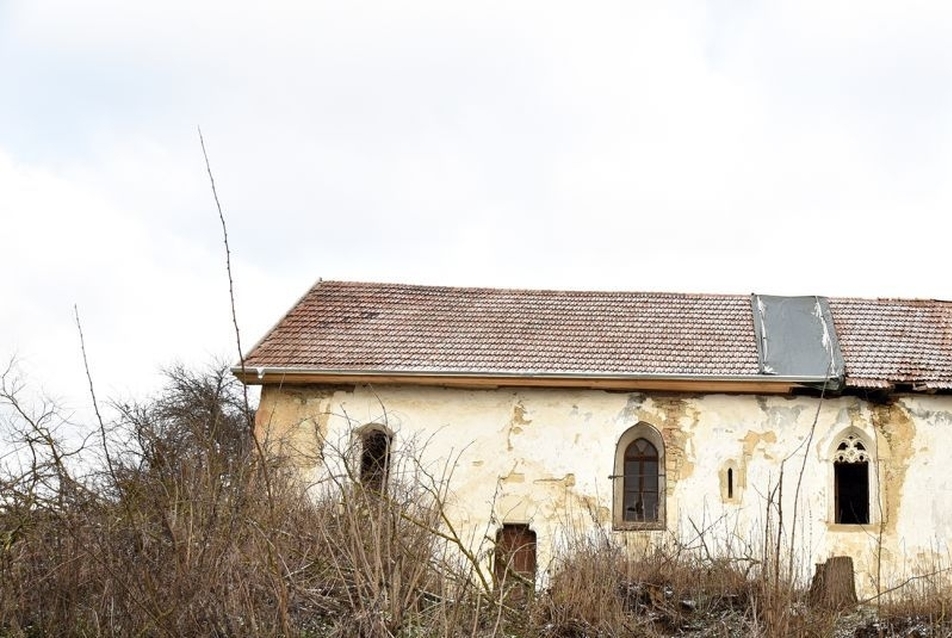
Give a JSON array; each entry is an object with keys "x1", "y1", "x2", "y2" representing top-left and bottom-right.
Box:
[
  {"x1": 0, "y1": 363, "x2": 495, "y2": 637},
  {"x1": 530, "y1": 527, "x2": 756, "y2": 638},
  {"x1": 532, "y1": 536, "x2": 641, "y2": 637},
  {"x1": 2, "y1": 360, "x2": 935, "y2": 637},
  {"x1": 0, "y1": 363, "x2": 296, "y2": 636},
  {"x1": 529, "y1": 528, "x2": 847, "y2": 638},
  {"x1": 296, "y1": 441, "x2": 491, "y2": 638}
]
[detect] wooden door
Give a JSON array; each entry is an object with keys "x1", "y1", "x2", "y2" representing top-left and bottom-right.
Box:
[{"x1": 494, "y1": 524, "x2": 537, "y2": 588}]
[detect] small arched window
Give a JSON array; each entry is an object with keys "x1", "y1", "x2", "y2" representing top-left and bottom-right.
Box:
[
  {"x1": 720, "y1": 460, "x2": 743, "y2": 503},
  {"x1": 359, "y1": 428, "x2": 391, "y2": 491},
  {"x1": 613, "y1": 423, "x2": 665, "y2": 529}
]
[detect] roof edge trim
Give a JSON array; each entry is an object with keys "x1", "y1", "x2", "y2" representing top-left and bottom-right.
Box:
[{"x1": 233, "y1": 366, "x2": 842, "y2": 392}]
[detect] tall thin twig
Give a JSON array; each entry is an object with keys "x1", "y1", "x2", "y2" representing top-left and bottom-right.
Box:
[
  {"x1": 198, "y1": 127, "x2": 275, "y2": 507},
  {"x1": 197, "y1": 127, "x2": 251, "y2": 418},
  {"x1": 74, "y1": 304, "x2": 116, "y2": 482}
]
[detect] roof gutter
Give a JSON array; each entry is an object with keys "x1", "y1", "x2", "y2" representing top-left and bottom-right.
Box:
[{"x1": 232, "y1": 365, "x2": 843, "y2": 393}]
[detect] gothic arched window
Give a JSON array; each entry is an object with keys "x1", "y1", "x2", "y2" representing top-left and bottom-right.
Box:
[{"x1": 613, "y1": 423, "x2": 665, "y2": 529}]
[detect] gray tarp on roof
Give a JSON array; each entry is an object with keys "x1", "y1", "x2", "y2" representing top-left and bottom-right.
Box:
[{"x1": 751, "y1": 295, "x2": 845, "y2": 386}]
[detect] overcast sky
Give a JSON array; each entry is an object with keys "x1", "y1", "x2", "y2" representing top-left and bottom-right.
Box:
[{"x1": 3, "y1": 1, "x2": 952, "y2": 412}]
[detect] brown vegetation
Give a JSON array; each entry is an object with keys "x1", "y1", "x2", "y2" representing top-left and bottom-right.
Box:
[{"x1": 2, "y1": 362, "x2": 952, "y2": 637}]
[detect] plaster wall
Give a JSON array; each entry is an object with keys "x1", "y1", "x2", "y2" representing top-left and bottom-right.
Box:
[{"x1": 256, "y1": 384, "x2": 952, "y2": 598}]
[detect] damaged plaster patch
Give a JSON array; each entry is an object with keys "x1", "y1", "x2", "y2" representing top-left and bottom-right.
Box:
[
  {"x1": 652, "y1": 396, "x2": 698, "y2": 481},
  {"x1": 506, "y1": 398, "x2": 532, "y2": 451},
  {"x1": 533, "y1": 473, "x2": 576, "y2": 488},
  {"x1": 581, "y1": 497, "x2": 612, "y2": 525},
  {"x1": 763, "y1": 404, "x2": 805, "y2": 430},
  {"x1": 531, "y1": 472, "x2": 609, "y2": 528},
  {"x1": 741, "y1": 430, "x2": 778, "y2": 460},
  {"x1": 499, "y1": 469, "x2": 526, "y2": 484},
  {"x1": 617, "y1": 393, "x2": 647, "y2": 424},
  {"x1": 871, "y1": 402, "x2": 915, "y2": 535},
  {"x1": 512, "y1": 399, "x2": 532, "y2": 427},
  {"x1": 256, "y1": 386, "x2": 339, "y2": 467},
  {"x1": 618, "y1": 394, "x2": 697, "y2": 483}
]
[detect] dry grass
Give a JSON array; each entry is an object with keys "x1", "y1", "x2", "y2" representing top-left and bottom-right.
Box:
[
  {"x1": 865, "y1": 566, "x2": 952, "y2": 638},
  {"x1": 4, "y1": 364, "x2": 952, "y2": 637},
  {"x1": 534, "y1": 535, "x2": 761, "y2": 637}
]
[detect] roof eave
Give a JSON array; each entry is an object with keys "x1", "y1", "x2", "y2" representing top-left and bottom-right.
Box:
[{"x1": 232, "y1": 365, "x2": 842, "y2": 394}]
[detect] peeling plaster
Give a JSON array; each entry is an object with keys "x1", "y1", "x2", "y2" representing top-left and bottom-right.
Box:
[
  {"x1": 871, "y1": 402, "x2": 915, "y2": 536},
  {"x1": 505, "y1": 398, "x2": 533, "y2": 451},
  {"x1": 256, "y1": 385, "x2": 341, "y2": 468},
  {"x1": 618, "y1": 393, "x2": 647, "y2": 424},
  {"x1": 533, "y1": 473, "x2": 576, "y2": 488},
  {"x1": 741, "y1": 429, "x2": 777, "y2": 460},
  {"x1": 499, "y1": 468, "x2": 526, "y2": 484},
  {"x1": 653, "y1": 396, "x2": 698, "y2": 481}
]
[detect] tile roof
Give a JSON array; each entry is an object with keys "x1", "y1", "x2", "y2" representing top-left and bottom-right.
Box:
[
  {"x1": 241, "y1": 280, "x2": 952, "y2": 392},
  {"x1": 828, "y1": 298, "x2": 952, "y2": 391}
]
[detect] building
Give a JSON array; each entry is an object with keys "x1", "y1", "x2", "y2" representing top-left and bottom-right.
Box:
[{"x1": 234, "y1": 280, "x2": 952, "y2": 596}]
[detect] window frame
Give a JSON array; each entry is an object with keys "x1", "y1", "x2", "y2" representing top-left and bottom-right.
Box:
[
  {"x1": 828, "y1": 428, "x2": 877, "y2": 528},
  {"x1": 613, "y1": 423, "x2": 666, "y2": 530}
]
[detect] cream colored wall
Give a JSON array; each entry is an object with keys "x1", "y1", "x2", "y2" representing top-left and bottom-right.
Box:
[{"x1": 256, "y1": 383, "x2": 952, "y2": 598}]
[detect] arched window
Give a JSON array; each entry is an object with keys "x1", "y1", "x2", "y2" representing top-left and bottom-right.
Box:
[
  {"x1": 624, "y1": 438, "x2": 659, "y2": 522},
  {"x1": 359, "y1": 428, "x2": 391, "y2": 491},
  {"x1": 614, "y1": 423, "x2": 665, "y2": 529},
  {"x1": 832, "y1": 432, "x2": 870, "y2": 525}
]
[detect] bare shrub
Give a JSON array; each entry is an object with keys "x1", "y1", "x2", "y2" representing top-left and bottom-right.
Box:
[
  {"x1": 298, "y1": 440, "x2": 484, "y2": 637},
  {"x1": 2, "y1": 361, "x2": 939, "y2": 637},
  {"x1": 533, "y1": 536, "x2": 640, "y2": 637},
  {"x1": 1, "y1": 363, "x2": 289, "y2": 635},
  {"x1": 0, "y1": 363, "x2": 495, "y2": 637},
  {"x1": 531, "y1": 529, "x2": 755, "y2": 638}
]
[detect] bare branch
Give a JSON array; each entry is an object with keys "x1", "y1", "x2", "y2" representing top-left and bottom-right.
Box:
[
  {"x1": 74, "y1": 304, "x2": 116, "y2": 482},
  {"x1": 197, "y1": 126, "x2": 250, "y2": 417}
]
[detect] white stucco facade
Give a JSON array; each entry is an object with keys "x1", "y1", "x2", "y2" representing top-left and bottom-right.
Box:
[{"x1": 256, "y1": 382, "x2": 952, "y2": 598}]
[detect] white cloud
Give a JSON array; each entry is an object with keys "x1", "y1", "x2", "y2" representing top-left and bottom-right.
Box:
[
  {"x1": 3, "y1": 0, "x2": 952, "y2": 411},
  {"x1": 0, "y1": 144, "x2": 264, "y2": 409}
]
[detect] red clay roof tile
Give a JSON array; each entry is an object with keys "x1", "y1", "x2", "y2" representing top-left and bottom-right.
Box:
[
  {"x1": 242, "y1": 281, "x2": 952, "y2": 391},
  {"x1": 828, "y1": 298, "x2": 952, "y2": 390}
]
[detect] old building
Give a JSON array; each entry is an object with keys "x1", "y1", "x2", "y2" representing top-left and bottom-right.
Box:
[{"x1": 234, "y1": 280, "x2": 952, "y2": 597}]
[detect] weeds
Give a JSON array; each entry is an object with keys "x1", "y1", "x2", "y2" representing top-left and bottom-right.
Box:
[{"x1": 4, "y1": 363, "x2": 952, "y2": 636}]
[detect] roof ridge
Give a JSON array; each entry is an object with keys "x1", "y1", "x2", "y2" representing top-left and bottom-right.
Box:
[
  {"x1": 317, "y1": 279, "x2": 752, "y2": 299},
  {"x1": 315, "y1": 280, "x2": 952, "y2": 304}
]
